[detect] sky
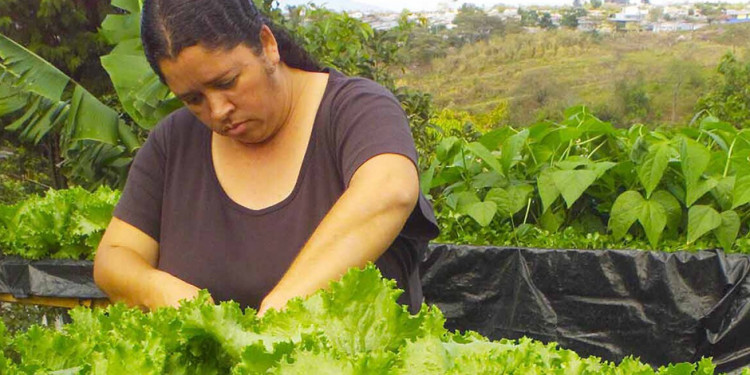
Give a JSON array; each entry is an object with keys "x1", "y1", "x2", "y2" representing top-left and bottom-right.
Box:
[{"x1": 276, "y1": 0, "x2": 750, "y2": 12}]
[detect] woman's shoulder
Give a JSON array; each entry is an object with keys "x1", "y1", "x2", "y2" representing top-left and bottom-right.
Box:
[
  {"x1": 324, "y1": 68, "x2": 396, "y2": 106},
  {"x1": 138, "y1": 107, "x2": 208, "y2": 160}
]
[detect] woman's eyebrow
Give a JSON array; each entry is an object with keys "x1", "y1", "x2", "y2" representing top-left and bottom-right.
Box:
[
  {"x1": 203, "y1": 69, "x2": 235, "y2": 86},
  {"x1": 174, "y1": 69, "x2": 234, "y2": 100}
]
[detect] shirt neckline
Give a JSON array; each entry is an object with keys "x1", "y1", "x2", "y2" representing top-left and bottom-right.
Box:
[{"x1": 204, "y1": 70, "x2": 334, "y2": 216}]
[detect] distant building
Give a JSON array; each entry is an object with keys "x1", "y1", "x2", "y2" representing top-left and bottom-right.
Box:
[
  {"x1": 577, "y1": 18, "x2": 599, "y2": 32},
  {"x1": 497, "y1": 8, "x2": 521, "y2": 21},
  {"x1": 651, "y1": 22, "x2": 708, "y2": 33},
  {"x1": 609, "y1": 6, "x2": 648, "y2": 30},
  {"x1": 726, "y1": 9, "x2": 750, "y2": 24},
  {"x1": 663, "y1": 6, "x2": 689, "y2": 19},
  {"x1": 362, "y1": 13, "x2": 401, "y2": 30}
]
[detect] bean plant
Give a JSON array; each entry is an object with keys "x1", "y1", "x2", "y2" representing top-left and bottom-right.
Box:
[{"x1": 424, "y1": 106, "x2": 750, "y2": 251}]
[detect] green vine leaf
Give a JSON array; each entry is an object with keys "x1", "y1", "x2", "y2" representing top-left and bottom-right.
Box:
[
  {"x1": 486, "y1": 184, "x2": 533, "y2": 217},
  {"x1": 638, "y1": 142, "x2": 673, "y2": 198},
  {"x1": 537, "y1": 169, "x2": 560, "y2": 213},
  {"x1": 465, "y1": 201, "x2": 497, "y2": 227},
  {"x1": 732, "y1": 160, "x2": 750, "y2": 209},
  {"x1": 685, "y1": 178, "x2": 718, "y2": 207},
  {"x1": 609, "y1": 190, "x2": 645, "y2": 240},
  {"x1": 679, "y1": 137, "x2": 710, "y2": 186},
  {"x1": 711, "y1": 176, "x2": 735, "y2": 211},
  {"x1": 500, "y1": 129, "x2": 529, "y2": 174},
  {"x1": 687, "y1": 205, "x2": 722, "y2": 245},
  {"x1": 551, "y1": 169, "x2": 598, "y2": 208},
  {"x1": 638, "y1": 199, "x2": 667, "y2": 248},
  {"x1": 466, "y1": 141, "x2": 503, "y2": 175},
  {"x1": 715, "y1": 210, "x2": 740, "y2": 251},
  {"x1": 447, "y1": 191, "x2": 479, "y2": 211},
  {"x1": 651, "y1": 190, "x2": 682, "y2": 231}
]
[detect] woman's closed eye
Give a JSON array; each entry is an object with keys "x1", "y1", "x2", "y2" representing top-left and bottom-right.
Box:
[
  {"x1": 182, "y1": 93, "x2": 203, "y2": 106},
  {"x1": 215, "y1": 76, "x2": 238, "y2": 90}
]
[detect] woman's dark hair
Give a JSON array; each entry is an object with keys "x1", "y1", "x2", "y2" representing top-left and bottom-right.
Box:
[{"x1": 141, "y1": 0, "x2": 321, "y2": 82}]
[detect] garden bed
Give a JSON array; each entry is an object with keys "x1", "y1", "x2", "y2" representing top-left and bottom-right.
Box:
[
  {"x1": 421, "y1": 245, "x2": 750, "y2": 373},
  {"x1": 2, "y1": 245, "x2": 750, "y2": 372}
]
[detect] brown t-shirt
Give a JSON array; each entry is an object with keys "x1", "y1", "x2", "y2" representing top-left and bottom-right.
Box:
[{"x1": 113, "y1": 69, "x2": 439, "y2": 312}]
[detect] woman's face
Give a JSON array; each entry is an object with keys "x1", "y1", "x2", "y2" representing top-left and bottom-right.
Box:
[{"x1": 159, "y1": 32, "x2": 286, "y2": 145}]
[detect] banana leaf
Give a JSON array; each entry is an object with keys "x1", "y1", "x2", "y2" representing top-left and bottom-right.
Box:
[
  {"x1": 0, "y1": 33, "x2": 140, "y2": 187},
  {"x1": 101, "y1": 0, "x2": 182, "y2": 130}
]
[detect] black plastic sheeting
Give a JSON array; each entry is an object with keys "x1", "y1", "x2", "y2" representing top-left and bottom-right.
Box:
[
  {"x1": 2, "y1": 247, "x2": 750, "y2": 372},
  {"x1": 0, "y1": 256, "x2": 105, "y2": 299},
  {"x1": 420, "y1": 245, "x2": 750, "y2": 373}
]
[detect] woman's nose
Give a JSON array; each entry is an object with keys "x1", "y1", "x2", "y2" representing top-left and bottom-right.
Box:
[{"x1": 207, "y1": 92, "x2": 234, "y2": 123}]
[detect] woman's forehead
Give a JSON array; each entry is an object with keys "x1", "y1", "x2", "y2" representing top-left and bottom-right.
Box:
[{"x1": 160, "y1": 44, "x2": 258, "y2": 89}]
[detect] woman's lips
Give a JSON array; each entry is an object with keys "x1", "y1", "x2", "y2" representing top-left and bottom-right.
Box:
[{"x1": 224, "y1": 121, "x2": 248, "y2": 136}]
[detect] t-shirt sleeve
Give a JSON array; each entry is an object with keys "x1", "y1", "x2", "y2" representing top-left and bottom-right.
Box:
[
  {"x1": 332, "y1": 77, "x2": 440, "y2": 241},
  {"x1": 112, "y1": 116, "x2": 172, "y2": 241},
  {"x1": 333, "y1": 79, "x2": 419, "y2": 186}
]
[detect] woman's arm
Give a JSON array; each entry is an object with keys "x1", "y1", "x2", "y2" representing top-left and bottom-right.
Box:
[
  {"x1": 258, "y1": 153, "x2": 419, "y2": 315},
  {"x1": 94, "y1": 217, "x2": 204, "y2": 310}
]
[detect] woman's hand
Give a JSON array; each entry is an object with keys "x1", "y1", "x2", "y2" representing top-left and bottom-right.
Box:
[
  {"x1": 95, "y1": 217, "x2": 214, "y2": 311},
  {"x1": 257, "y1": 291, "x2": 290, "y2": 317},
  {"x1": 144, "y1": 270, "x2": 210, "y2": 310},
  {"x1": 259, "y1": 154, "x2": 418, "y2": 318}
]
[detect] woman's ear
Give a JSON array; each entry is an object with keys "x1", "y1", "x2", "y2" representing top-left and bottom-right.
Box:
[{"x1": 259, "y1": 24, "x2": 280, "y2": 65}]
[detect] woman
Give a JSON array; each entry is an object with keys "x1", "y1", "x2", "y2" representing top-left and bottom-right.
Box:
[{"x1": 93, "y1": 0, "x2": 438, "y2": 315}]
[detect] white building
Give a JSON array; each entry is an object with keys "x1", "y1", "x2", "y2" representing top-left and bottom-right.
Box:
[{"x1": 652, "y1": 22, "x2": 708, "y2": 33}]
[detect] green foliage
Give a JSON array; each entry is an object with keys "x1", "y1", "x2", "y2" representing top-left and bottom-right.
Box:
[
  {"x1": 561, "y1": 7, "x2": 587, "y2": 29},
  {"x1": 431, "y1": 104, "x2": 508, "y2": 138},
  {"x1": 539, "y1": 12, "x2": 556, "y2": 29},
  {"x1": 0, "y1": 266, "x2": 719, "y2": 374},
  {"x1": 0, "y1": 138, "x2": 52, "y2": 204},
  {"x1": 450, "y1": 4, "x2": 508, "y2": 45},
  {"x1": 427, "y1": 106, "x2": 750, "y2": 251},
  {"x1": 696, "y1": 52, "x2": 750, "y2": 128},
  {"x1": 0, "y1": 303, "x2": 69, "y2": 337},
  {"x1": 0, "y1": 186, "x2": 120, "y2": 260},
  {"x1": 100, "y1": 0, "x2": 183, "y2": 131},
  {"x1": 0, "y1": 0, "x2": 115, "y2": 97},
  {"x1": 615, "y1": 73, "x2": 653, "y2": 123},
  {"x1": 0, "y1": 33, "x2": 139, "y2": 189},
  {"x1": 519, "y1": 8, "x2": 540, "y2": 27},
  {"x1": 401, "y1": 25, "x2": 748, "y2": 126}
]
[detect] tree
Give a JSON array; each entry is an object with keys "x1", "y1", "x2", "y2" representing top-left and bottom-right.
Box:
[
  {"x1": 0, "y1": 34, "x2": 139, "y2": 188},
  {"x1": 615, "y1": 73, "x2": 652, "y2": 123},
  {"x1": 590, "y1": 0, "x2": 603, "y2": 9},
  {"x1": 561, "y1": 7, "x2": 587, "y2": 29},
  {"x1": 648, "y1": 7, "x2": 664, "y2": 23},
  {"x1": 696, "y1": 53, "x2": 750, "y2": 128},
  {"x1": 666, "y1": 58, "x2": 704, "y2": 123},
  {"x1": 539, "y1": 12, "x2": 555, "y2": 29},
  {"x1": 451, "y1": 4, "x2": 506, "y2": 45},
  {"x1": 0, "y1": 0, "x2": 116, "y2": 97},
  {"x1": 519, "y1": 8, "x2": 540, "y2": 27}
]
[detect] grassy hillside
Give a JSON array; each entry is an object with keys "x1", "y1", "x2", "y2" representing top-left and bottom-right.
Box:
[{"x1": 398, "y1": 23, "x2": 750, "y2": 127}]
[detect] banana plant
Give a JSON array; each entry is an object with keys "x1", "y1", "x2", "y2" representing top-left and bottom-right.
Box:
[
  {"x1": 99, "y1": 0, "x2": 182, "y2": 130},
  {"x1": 0, "y1": 33, "x2": 139, "y2": 188}
]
